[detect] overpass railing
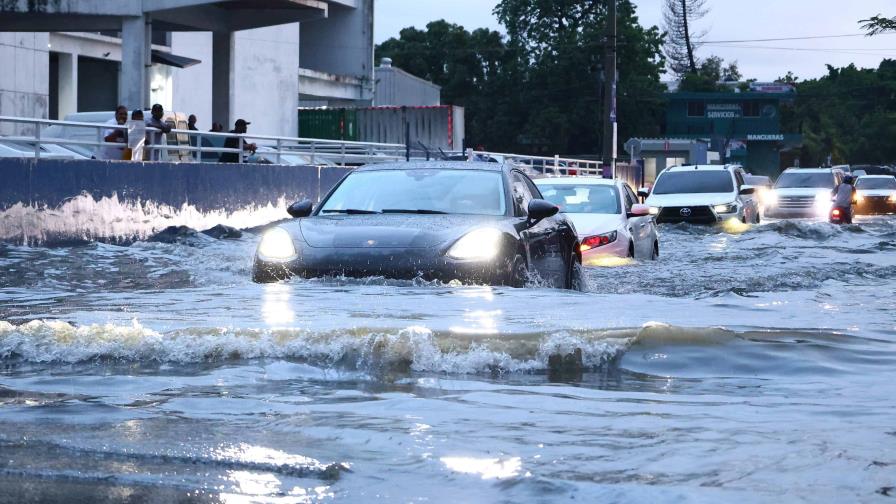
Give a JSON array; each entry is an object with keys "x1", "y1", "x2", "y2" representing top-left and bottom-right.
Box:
[{"x1": 0, "y1": 115, "x2": 407, "y2": 166}]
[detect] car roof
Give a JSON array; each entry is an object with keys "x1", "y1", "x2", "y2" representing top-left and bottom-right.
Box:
[
  {"x1": 782, "y1": 167, "x2": 833, "y2": 173},
  {"x1": 355, "y1": 161, "x2": 509, "y2": 172},
  {"x1": 858, "y1": 174, "x2": 896, "y2": 179},
  {"x1": 534, "y1": 176, "x2": 616, "y2": 186},
  {"x1": 665, "y1": 164, "x2": 739, "y2": 172}
]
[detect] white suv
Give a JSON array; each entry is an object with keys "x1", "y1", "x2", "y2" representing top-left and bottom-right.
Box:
[
  {"x1": 764, "y1": 168, "x2": 841, "y2": 219},
  {"x1": 642, "y1": 164, "x2": 760, "y2": 224}
]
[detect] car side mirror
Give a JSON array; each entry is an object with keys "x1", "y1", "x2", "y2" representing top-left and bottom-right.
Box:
[
  {"x1": 526, "y1": 199, "x2": 559, "y2": 227},
  {"x1": 287, "y1": 200, "x2": 313, "y2": 218},
  {"x1": 637, "y1": 188, "x2": 650, "y2": 199},
  {"x1": 628, "y1": 204, "x2": 651, "y2": 218},
  {"x1": 739, "y1": 185, "x2": 756, "y2": 195}
]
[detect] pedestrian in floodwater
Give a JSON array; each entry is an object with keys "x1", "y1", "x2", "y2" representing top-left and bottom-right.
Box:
[
  {"x1": 219, "y1": 119, "x2": 257, "y2": 163},
  {"x1": 145, "y1": 104, "x2": 172, "y2": 161},
  {"x1": 99, "y1": 105, "x2": 129, "y2": 160},
  {"x1": 188, "y1": 114, "x2": 198, "y2": 131}
]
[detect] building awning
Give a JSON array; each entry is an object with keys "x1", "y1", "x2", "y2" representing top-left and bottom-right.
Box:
[{"x1": 151, "y1": 50, "x2": 201, "y2": 69}]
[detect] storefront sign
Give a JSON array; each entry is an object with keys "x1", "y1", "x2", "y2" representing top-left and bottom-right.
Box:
[
  {"x1": 706, "y1": 103, "x2": 741, "y2": 119},
  {"x1": 746, "y1": 134, "x2": 784, "y2": 141}
]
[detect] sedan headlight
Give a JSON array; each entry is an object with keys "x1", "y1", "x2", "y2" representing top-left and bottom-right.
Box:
[
  {"x1": 764, "y1": 190, "x2": 778, "y2": 206},
  {"x1": 258, "y1": 227, "x2": 296, "y2": 260},
  {"x1": 713, "y1": 203, "x2": 737, "y2": 214},
  {"x1": 889, "y1": 194, "x2": 896, "y2": 203},
  {"x1": 447, "y1": 228, "x2": 503, "y2": 260},
  {"x1": 648, "y1": 206, "x2": 660, "y2": 215},
  {"x1": 580, "y1": 231, "x2": 617, "y2": 252}
]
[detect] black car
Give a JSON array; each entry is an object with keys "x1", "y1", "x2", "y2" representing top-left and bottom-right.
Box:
[{"x1": 252, "y1": 161, "x2": 582, "y2": 288}]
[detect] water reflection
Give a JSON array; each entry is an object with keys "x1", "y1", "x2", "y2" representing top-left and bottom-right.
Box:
[{"x1": 262, "y1": 284, "x2": 295, "y2": 326}]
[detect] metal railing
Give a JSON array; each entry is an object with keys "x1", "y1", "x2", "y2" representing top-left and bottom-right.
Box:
[
  {"x1": 0, "y1": 115, "x2": 610, "y2": 180},
  {"x1": 0, "y1": 115, "x2": 407, "y2": 166}
]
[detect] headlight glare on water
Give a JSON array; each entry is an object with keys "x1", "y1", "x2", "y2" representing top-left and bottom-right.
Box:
[
  {"x1": 448, "y1": 228, "x2": 503, "y2": 260},
  {"x1": 258, "y1": 227, "x2": 296, "y2": 260}
]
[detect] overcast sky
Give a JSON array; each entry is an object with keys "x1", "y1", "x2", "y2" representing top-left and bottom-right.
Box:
[{"x1": 374, "y1": 0, "x2": 896, "y2": 81}]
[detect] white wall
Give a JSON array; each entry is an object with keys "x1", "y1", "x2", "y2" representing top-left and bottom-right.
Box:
[
  {"x1": 0, "y1": 32, "x2": 49, "y2": 135},
  {"x1": 171, "y1": 32, "x2": 213, "y2": 130},
  {"x1": 232, "y1": 24, "x2": 300, "y2": 137}
]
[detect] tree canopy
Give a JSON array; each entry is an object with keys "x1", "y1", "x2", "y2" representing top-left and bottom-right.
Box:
[
  {"x1": 375, "y1": 0, "x2": 666, "y2": 155},
  {"x1": 783, "y1": 60, "x2": 896, "y2": 165}
]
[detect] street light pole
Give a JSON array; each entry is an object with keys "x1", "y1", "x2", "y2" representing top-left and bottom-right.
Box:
[{"x1": 602, "y1": 0, "x2": 618, "y2": 174}]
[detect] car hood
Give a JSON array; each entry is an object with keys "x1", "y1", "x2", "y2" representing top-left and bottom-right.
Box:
[
  {"x1": 565, "y1": 213, "x2": 624, "y2": 237},
  {"x1": 771, "y1": 188, "x2": 830, "y2": 197},
  {"x1": 298, "y1": 214, "x2": 505, "y2": 248},
  {"x1": 645, "y1": 192, "x2": 735, "y2": 207},
  {"x1": 857, "y1": 189, "x2": 896, "y2": 197}
]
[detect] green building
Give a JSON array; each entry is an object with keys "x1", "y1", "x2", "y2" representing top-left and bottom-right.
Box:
[{"x1": 665, "y1": 90, "x2": 802, "y2": 176}]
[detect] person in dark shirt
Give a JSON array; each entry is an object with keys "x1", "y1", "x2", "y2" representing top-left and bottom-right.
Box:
[
  {"x1": 145, "y1": 104, "x2": 172, "y2": 161},
  {"x1": 219, "y1": 119, "x2": 257, "y2": 163},
  {"x1": 187, "y1": 114, "x2": 198, "y2": 131}
]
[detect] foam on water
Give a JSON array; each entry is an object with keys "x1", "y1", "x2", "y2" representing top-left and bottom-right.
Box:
[{"x1": 0, "y1": 192, "x2": 289, "y2": 244}]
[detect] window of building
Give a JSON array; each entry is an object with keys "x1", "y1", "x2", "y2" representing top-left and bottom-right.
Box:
[
  {"x1": 743, "y1": 101, "x2": 761, "y2": 117},
  {"x1": 687, "y1": 101, "x2": 706, "y2": 117}
]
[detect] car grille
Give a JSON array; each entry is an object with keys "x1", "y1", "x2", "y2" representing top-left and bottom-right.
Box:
[
  {"x1": 656, "y1": 206, "x2": 717, "y2": 224},
  {"x1": 777, "y1": 196, "x2": 815, "y2": 209}
]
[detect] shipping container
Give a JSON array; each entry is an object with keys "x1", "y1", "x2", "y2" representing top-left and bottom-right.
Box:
[
  {"x1": 298, "y1": 108, "x2": 358, "y2": 141},
  {"x1": 298, "y1": 105, "x2": 465, "y2": 151}
]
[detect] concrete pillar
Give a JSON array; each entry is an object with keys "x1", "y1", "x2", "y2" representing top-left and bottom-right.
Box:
[
  {"x1": 57, "y1": 52, "x2": 78, "y2": 118},
  {"x1": 212, "y1": 31, "x2": 235, "y2": 129},
  {"x1": 120, "y1": 15, "x2": 149, "y2": 110}
]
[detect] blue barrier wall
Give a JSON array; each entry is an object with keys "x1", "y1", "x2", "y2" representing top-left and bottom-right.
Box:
[
  {"x1": 0, "y1": 158, "x2": 353, "y2": 242},
  {"x1": 0, "y1": 158, "x2": 351, "y2": 211}
]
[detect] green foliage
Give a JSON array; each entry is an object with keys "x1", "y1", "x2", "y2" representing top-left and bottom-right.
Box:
[
  {"x1": 678, "y1": 56, "x2": 741, "y2": 92},
  {"x1": 374, "y1": 1, "x2": 667, "y2": 155},
  {"x1": 784, "y1": 60, "x2": 896, "y2": 165},
  {"x1": 861, "y1": 15, "x2": 896, "y2": 35}
]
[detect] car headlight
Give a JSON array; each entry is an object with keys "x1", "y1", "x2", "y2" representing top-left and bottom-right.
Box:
[
  {"x1": 447, "y1": 228, "x2": 503, "y2": 260},
  {"x1": 764, "y1": 190, "x2": 778, "y2": 206},
  {"x1": 648, "y1": 206, "x2": 660, "y2": 215},
  {"x1": 258, "y1": 227, "x2": 296, "y2": 260},
  {"x1": 889, "y1": 194, "x2": 896, "y2": 203},
  {"x1": 713, "y1": 203, "x2": 737, "y2": 214}
]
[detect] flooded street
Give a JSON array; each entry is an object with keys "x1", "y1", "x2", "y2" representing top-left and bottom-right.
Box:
[{"x1": 1, "y1": 216, "x2": 896, "y2": 502}]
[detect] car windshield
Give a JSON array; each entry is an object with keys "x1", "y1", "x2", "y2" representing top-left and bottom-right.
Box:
[
  {"x1": 856, "y1": 177, "x2": 896, "y2": 190},
  {"x1": 538, "y1": 184, "x2": 619, "y2": 214},
  {"x1": 775, "y1": 172, "x2": 835, "y2": 189},
  {"x1": 319, "y1": 169, "x2": 507, "y2": 216},
  {"x1": 652, "y1": 170, "x2": 734, "y2": 194},
  {"x1": 744, "y1": 175, "x2": 771, "y2": 187}
]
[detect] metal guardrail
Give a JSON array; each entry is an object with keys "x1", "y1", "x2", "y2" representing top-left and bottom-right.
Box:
[
  {"x1": 0, "y1": 115, "x2": 610, "y2": 179},
  {"x1": 0, "y1": 115, "x2": 407, "y2": 166}
]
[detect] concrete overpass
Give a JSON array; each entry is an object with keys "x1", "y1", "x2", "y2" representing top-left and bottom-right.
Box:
[{"x1": 0, "y1": 0, "x2": 364, "y2": 129}]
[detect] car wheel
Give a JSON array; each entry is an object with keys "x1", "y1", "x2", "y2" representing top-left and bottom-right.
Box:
[
  {"x1": 509, "y1": 254, "x2": 528, "y2": 288},
  {"x1": 628, "y1": 241, "x2": 635, "y2": 259},
  {"x1": 651, "y1": 241, "x2": 659, "y2": 260},
  {"x1": 754, "y1": 210, "x2": 761, "y2": 224},
  {"x1": 564, "y1": 250, "x2": 582, "y2": 290}
]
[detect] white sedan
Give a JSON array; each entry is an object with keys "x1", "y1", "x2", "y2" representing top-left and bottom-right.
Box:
[{"x1": 535, "y1": 177, "x2": 659, "y2": 264}]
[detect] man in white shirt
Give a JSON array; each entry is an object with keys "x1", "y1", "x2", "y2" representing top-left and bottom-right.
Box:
[{"x1": 98, "y1": 106, "x2": 128, "y2": 160}]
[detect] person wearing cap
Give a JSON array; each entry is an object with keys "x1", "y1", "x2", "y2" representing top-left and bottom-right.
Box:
[
  {"x1": 219, "y1": 119, "x2": 257, "y2": 163},
  {"x1": 145, "y1": 104, "x2": 172, "y2": 161}
]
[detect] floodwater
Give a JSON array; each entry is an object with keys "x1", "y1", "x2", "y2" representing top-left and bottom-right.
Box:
[{"x1": 1, "y1": 206, "x2": 896, "y2": 502}]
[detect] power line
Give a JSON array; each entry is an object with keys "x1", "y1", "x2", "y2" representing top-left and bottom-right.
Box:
[
  {"x1": 705, "y1": 44, "x2": 896, "y2": 58},
  {"x1": 702, "y1": 33, "x2": 896, "y2": 43}
]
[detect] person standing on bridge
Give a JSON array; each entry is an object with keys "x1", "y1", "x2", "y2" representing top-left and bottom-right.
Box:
[
  {"x1": 99, "y1": 105, "x2": 128, "y2": 161},
  {"x1": 219, "y1": 119, "x2": 257, "y2": 163},
  {"x1": 145, "y1": 104, "x2": 172, "y2": 161}
]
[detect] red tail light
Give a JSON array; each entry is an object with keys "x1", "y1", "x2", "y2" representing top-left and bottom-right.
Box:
[
  {"x1": 580, "y1": 232, "x2": 617, "y2": 252},
  {"x1": 832, "y1": 208, "x2": 841, "y2": 217}
]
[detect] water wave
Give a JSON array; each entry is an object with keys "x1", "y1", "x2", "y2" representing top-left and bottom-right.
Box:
[
  {"x1": 0, "y1": 192, "x2": 288, "y2": 245},
  {"x1": 0, "y1": 319, "x2": 631, "y2": 373}
]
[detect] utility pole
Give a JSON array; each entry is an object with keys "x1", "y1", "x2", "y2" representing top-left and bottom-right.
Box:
[{"x1": 602, "y1": 0, "x2": 618, "y2": 174}]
